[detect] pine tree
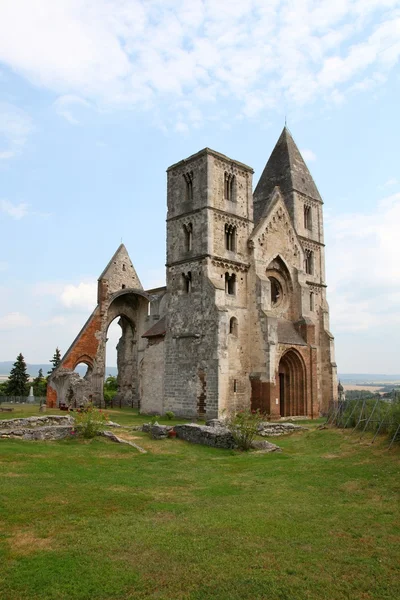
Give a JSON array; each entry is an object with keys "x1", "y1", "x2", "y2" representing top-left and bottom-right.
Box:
[
  {"x1": 33, "y1": 368, "x2": 47, "y2": 397},
  {"x1": 48, "y1": 347, "x2": 62, "y2": 374},
  {"x1": 6, "y1": 353, "x2": 30, "y2": 396}
]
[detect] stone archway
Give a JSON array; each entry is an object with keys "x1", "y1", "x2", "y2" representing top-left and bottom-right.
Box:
[
  {"x1": 106, "y1": 314, "x2": 137, "y2": 408},
  {"x1": 47, "y1": 244, "x2": 151, "y2": 409},
  {"x1": 278, "y1": 349, "x2": 306, "y2": 417}
]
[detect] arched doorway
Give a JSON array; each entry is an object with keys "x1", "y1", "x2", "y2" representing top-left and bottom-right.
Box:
[
  {"x1": 278, "y1": 350, "x2": 306, "y2": 417},
  {"x1": 106, "y1": 314, "x2": 137, "y2": 408}
]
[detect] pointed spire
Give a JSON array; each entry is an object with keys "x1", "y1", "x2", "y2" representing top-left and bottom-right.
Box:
[
  {"x1": 98, "y1": 244, "x2": 143, "y2": 291},
  {"x1": 253, "y1": 127, "x2": 322, "y2": 224}
]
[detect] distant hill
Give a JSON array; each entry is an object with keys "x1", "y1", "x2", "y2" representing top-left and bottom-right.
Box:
[
  {"x1": 0, "y1": 362, "x2": 117, "y2": 378},
  {"x1": 338, "y1": 374, "x2": 400, "y2": 383}
]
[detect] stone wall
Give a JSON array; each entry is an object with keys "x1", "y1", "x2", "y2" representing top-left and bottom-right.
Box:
[{"x1": 140, "y1": 337, "x2": 165, "y2": 414}]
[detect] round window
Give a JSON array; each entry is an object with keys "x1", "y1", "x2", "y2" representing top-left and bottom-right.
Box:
[{"x1": 269, "y1": 277, "x2": 282, "y2": 307}]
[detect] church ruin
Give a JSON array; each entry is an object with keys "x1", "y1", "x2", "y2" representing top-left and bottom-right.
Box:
[{"x1": 47, "y1": 127, "x2": 338, "y2": 418}]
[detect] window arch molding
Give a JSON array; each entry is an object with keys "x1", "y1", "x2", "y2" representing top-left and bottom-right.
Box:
[
  {"x1": 229, "y1": 316, "x2": 238, "y2": 337},
  {"x1": 265, "y1": 255, "x2": 292, "y2": 312}
]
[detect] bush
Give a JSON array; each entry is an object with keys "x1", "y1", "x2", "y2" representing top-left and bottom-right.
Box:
[
  {"x1": 74, "y1": 404, "x2": 109, "y2": 439},
  {"x1": 150, "y1": 414, "x2": 161, "y2": 425},
  {"x1": 165, "y1": 411, "x2": 175, "y2": 420},
  {"x1": 226, "y1": 409, "x2": 264, "y2": 451}
]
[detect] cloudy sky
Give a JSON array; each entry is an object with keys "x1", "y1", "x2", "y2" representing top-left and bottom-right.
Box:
[{"x1": 0, "y1": 0, "x2": 399, "y2": 374}]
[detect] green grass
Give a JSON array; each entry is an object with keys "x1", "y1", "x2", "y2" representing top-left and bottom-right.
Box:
[{"x1": 0, "y1": 407, "x2": 399, "y2": 600}]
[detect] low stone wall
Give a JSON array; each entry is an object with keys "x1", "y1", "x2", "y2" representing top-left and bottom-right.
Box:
[
  {"x1": 174, "y1": 424, "x2": 236, "y2": 449},
  {"x1": 0, "y1": 415, "x2": 74, "y2": 430},
  {"x1": 257, "y1": 422, "x2": 308, "y2": 437},
  {"x1": 0, "y1": 425, "x2": 74, "y2": 440}
]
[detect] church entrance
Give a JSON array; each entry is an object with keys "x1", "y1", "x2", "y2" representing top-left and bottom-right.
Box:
[{"x1": 278, "y1": 350, "x2": 306, "y2": 416}]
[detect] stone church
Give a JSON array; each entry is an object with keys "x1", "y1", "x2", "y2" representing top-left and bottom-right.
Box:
[{"x1": 47, "y1": 127, "x2": 337, "y2": 418}]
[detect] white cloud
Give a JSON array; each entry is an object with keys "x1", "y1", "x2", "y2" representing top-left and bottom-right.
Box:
[
  {"x1": 0, "y1": 1, "x2": 398, "y2": 126},
  {"x1": 0, "y1": 199, "x2": 50, "y2": 220},
  {"x1": 0, "y1": 102, "x2": 34, "y2": 159},
  {"x1": 53, "y1": 94, "x2": 91, "y2": 124},
  {"x1": 383, "y1": 177, "x2": 398, "y2": 187},
  {"x1": 60, "y1": 282, "x2": 97, "y2": 311},
  {"x1": 300, "y1": 148, "x2": 317, "y2": 162},
  {"x1": 0, "y1": 199, "x2": 29, "y2": 219},
  {"x1": 326, "y1": 191, "x2": 400, "y2": 333},
  {"x1": 0, "y1": 311, "x2": 32, "y2": 330}
]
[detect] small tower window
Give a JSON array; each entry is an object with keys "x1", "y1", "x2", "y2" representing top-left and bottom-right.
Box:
[
  {"x1": 310, "y1": 291, "x2": 314, "y2": 311},
  {"x1": 225, "y1": 272, "x2": 236, "y2": 295},
  {"x1": 182, "y1": 271, "x2": 192, "y2": 293},
  {"x1": 305, "y1": 249, "x2": 314, "y2": 275},
  {"x1": 233, "y1": 379, "x2": 237, "y2": 392},
  {"x1": 122, "y1": 263, "x2": 126, "y2": 271},
  {"x1": 184, "y1": 222, "x2": 193, "y2": 251},
  {"x1": 224, "y1": 172, "x2": 235, "y2": 201},
  {"x1": 229, "y1": 317, "x2": 238, "y2": 336},
  {"x1": 183, "y1": 171, "x2": 194, "y2": 201},
  {"x1": 225, "y1": 224, "x2": 236, "y2": 251},
  {"x1": 304, "y1": 205, "x2": 312, "y2": 230},
  {"x1": 121, "y1": 284, "x2": 126, "y2": 289}
]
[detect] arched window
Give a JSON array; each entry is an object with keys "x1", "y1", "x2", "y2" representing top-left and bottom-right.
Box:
[
  {"x1": 305, "y1": 249, "x2": 314, "y2": 275},
  {"x1": 225, "y1": 224, "x2": 236, "y2": 251},
  {"x1": 183, "y1": 171, "x2": 193, "y2": 201},
  {"x1": 224, "y1": 172, "x2": 235, "y2": 201},
  {"x1": 310, "y1": 291, "x2": 314, "y2": 311},
  {"x1": 184, "y1": 222, "x2": 193, "y2": 251},
  {"x1": 182, "y1": 271, "x2": 192, "y2": 293},
  {"x1": 229, "y1": 316, "x2": 238, "y2": 336},
  {"x1": 304, "y1": 205, "x2": 312, "y2": 230},
  {"x1": 225, "y1": 272, "x2": 236, "y2": 295}
]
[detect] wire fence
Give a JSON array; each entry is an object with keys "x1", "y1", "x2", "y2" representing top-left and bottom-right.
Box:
[
  {"x1": 325, "y1": 396, "x2": 400, "y2": 449},
  {"x1": 0, "y1": 396, "x2": 46, "y2": 405}
]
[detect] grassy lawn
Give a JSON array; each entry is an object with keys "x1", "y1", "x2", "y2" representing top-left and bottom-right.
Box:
[{"x1": 0, "y1": 407, "x2": 399, "y2": 600}]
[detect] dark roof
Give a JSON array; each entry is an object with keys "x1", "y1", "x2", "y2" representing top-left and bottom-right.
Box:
[
  {"x1": 277, "y1": 319, "x2": 307, "y2": 346},
  {"x1": 253, "y1": 127, "x2": 322, "y2": 224},
  {"x1": 142, "y1": 316, "x2": 166, "y2": 338}
]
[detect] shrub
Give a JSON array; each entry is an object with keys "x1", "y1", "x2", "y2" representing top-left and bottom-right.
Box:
[
  {"x1": 165, "y1": 411, "x2": 175, "y2": 421},
  {"x1": 74, "y1": 404, "x2": 109, "y2": 439},
  {"x1": 226, "y1": 409, "x2": 264, "y2": 451},
  {"x1": 150, "y1": 414, "x2": 161, "y2": 425}
]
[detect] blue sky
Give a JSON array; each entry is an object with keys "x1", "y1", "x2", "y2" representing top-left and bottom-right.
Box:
[{"x1": 0, "y1": 0, "x2": 399, "y2": 373}]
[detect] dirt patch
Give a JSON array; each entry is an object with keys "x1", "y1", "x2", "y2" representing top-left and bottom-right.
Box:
[
  {"x1": 8, "y1": 530, "x2": 56, "y2": 556},
  {"x1": 98, "y1": 452, "x2": 134, "y2": 459},
  {"x1": 340, "y1": 480, "x2": 362, "y2": 493},
  {"x1": 321, "y1": 453, "x2": 340, "y2": 459},
  {"x1": 107, "y1": 485, "x2": 133, "y2": 493}
]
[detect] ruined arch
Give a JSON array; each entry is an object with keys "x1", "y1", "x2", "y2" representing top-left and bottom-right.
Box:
[
  {"x1": 73, "y1": 355, "x2": 94, "y2": 373},
  {"x1": 278, "y1": 349, "x2": 307, "y2": 417},
  {"x1": 106, "y1": 311, "x2": 137, "y2": 408},
  {"x1": 47, "y1": 246, "x2": 151, "y2": 409}
]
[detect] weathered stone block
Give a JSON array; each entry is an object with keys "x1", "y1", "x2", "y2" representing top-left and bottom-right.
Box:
[{"x1": 174, "y1": 423, "x2": 236, "y2": 449}]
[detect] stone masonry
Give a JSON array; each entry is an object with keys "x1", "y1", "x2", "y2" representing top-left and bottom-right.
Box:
[{"x1": 47, "y1": 127, "x2": 338, "y2": 418}]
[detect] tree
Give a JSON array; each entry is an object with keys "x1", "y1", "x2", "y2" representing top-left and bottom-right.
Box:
[
  {"x1": 6, "y1": 353, "x2": 30, "y2": 396},
  {"x1": 103, "y1": 375, "x2": 118, "y2": 406},
  {"x1": 33, "y1": 368, "x2": 47, "y2": 397},
  {"x1": 48, "y1": 347, "x2": 62, "y2": 374}
]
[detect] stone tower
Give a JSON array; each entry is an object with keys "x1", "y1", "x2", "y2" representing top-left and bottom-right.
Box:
[
  {"x1": 250, "y1": 127, "x2": 337, "y2": 416},
  {"x1": 164, "y1": 148, "x2": 254, "y2": 418}
]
